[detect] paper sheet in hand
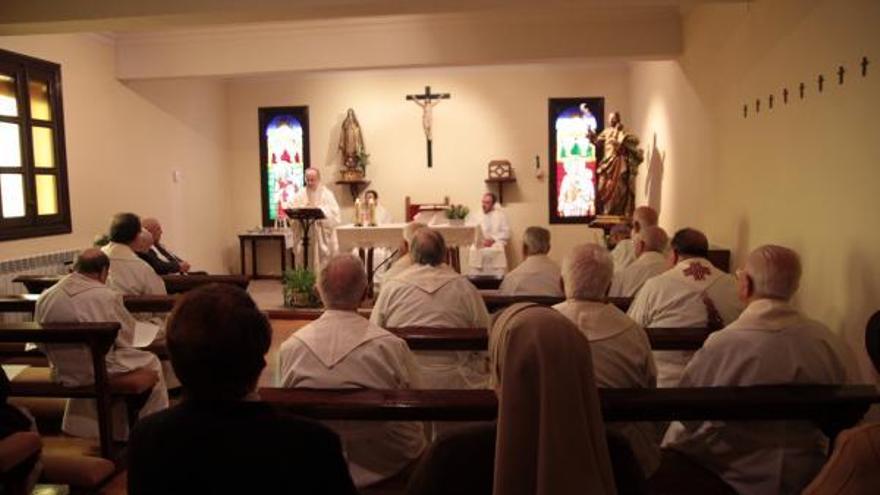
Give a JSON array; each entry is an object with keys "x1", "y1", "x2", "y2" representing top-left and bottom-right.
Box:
[
  {"x1": 132, "y1": 322, "x2": 160, "y2": 348},
  {"x1": 2, "y1": 364, "x2": 30, "y2": 381}
]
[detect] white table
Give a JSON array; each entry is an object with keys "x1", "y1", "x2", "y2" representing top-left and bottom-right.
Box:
[{"x1": 336, "y1": 223, "x2": 477, "y2": 294}]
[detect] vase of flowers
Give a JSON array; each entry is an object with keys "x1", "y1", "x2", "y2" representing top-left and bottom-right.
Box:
[{"x1": 445, "y1": 204, "x2": 469, "y2": 226}]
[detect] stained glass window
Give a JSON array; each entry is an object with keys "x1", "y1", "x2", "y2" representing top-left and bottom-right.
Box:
[
  {"x1": 258, "y1": 107, "x2": 310, "y2": 227},
  {"x1": 548, "y1": 98, "x2": 603, "y2": 224},
  {"x1": 0, "y1": 48, "x2": 71, "y2": 240}
]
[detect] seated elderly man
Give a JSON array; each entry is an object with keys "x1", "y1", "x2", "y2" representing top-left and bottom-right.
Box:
[
  {"x1": 35, "y1": 248, "x2": 168, "y2": 440},
  {"x1": 141, "y1": 217, "x2": 191, "y2": 275},
  {"x1": 372, "y1": 228, "x2": 490, "y2": 389},
  {"x1": 609, "y1": 225, "x2": 669, "y2": 298},
  {"x1": 382, "y1": 221, "x2": 427, "y2": 284},
  {"x1": 129, "y1": 284, "x2": 357, "y2": 494},
  {"x1": 279, "y1": 255, "x2": 426, "y2": 488},
  {"x1": 611, "y1": 206, "x2": 658, "y2": 272},
  {"x1": 553, "y1": 244, "x2": 659, "y2": 476},
  {"x1": 628, "y1": 228, "x2": 743, "y2": 387},
  {"x1": 101, "y1": 213, "x2": 167, "y2": 296},
  {"x1": 661, "y1": 245, "x2": 856, "y2": 495},
  {"x1": 498, "y1": 226, "x2": 563, "y2": 297}
]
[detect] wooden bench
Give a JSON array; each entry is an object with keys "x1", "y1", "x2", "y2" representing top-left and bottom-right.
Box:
[
  {"x1": 480, "y1": 291, "x2": 632, "y2": 313},
  {"x1": 259, "y1": 385, "x2": 880, "y2": 442},
  {"x1": 13, "y1": 274, "x2": 250, "y2": 295},
  {"x1": 0, "y1": 322, "x2": 145, "y2": 460},
  {"x1": 0, "y1": 294, "x2": 178, "y2": 315}
]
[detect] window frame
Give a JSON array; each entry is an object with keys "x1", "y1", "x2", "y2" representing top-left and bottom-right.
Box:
[{"x1": 0, "y1": 48, "x2": 71, "y2": 242}]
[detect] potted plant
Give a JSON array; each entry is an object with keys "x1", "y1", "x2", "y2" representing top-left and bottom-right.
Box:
[
  {"x1": 283, "y1": 268, "x2": 318, "y2": 307},
  {"x1": 445, "y1": 204, "x2": 470, "y2": 226}
]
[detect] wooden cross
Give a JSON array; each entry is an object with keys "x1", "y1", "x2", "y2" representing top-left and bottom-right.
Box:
[
  {"x1": 838, "y1": 66, "x2": 846, "y2": 85},
  {"x1": 768, "y1": 94, "x2": 774, "y2": 109},
  {"x1": 862, "y1": 56, "x2": 869, "y2": 77},
  {"x1": 799, "y1": 82, "x2": 806, "y2": 99},
  {"x1": 818, "y1": 74, "x2": 825, "y2": 92},
  {"x1": 783, "y1": 88, "x2": 789, "y2": 104},
  {"x1": 406, "y1": 85, "x2": 451, "y2": 168},
  {"x1": 743, "y1": 104, "x2": 748, "y2": 118},
  {"x1": 755, "y1": 98, "x2": 761, "y2": 113}
]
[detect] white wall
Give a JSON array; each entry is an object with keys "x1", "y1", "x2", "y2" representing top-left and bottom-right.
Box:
[
  {"x1": 0, "y1": 34, "x2": 231, "y2": 272},
  {"x1": 227, "y1": 62, "x2": 630, "y2": 273},
  {"x1": 629, "y1": 0, "x2": 880, "y2": 384}
]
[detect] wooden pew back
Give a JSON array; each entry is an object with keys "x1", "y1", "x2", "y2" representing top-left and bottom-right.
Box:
[{"x1": 13, "y1": 274, "x2": 250, "y2": 295}]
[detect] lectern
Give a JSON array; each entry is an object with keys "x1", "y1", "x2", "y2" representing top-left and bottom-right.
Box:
[{"x1": 285, "y1": 208, "x2": 325, "y2": 270}]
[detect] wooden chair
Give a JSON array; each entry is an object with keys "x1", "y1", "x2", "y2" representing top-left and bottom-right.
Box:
[{"x1": 404, "y1": 196, "x2": 450, "y2": 222}]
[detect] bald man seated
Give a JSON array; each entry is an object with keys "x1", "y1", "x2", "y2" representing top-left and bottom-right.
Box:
[
  {"x1": 609, "y1": 225, "x2": 669, "y2": 298},
  {"x1": 627, "y1": 228, "x2": 743, "y2": 387},
  {"x1": 278, "y1": 255, "x2": 426, "y2": 488},
  {"x1": 611, "y1": 206, "x2": 658, "y2": 272},
  {"x1": 498, "y1": 226, "x2": 563, "y2": 297},
  {"x1": 35, "y1": 248, "x2": 169, "y2": 440},
  {"x1": 553, "y1": 244, "x2": 659, "y2": 477},
  {"x1": 661, "y1": 245, "x2": 857, "y2": 495},
  {"x1": 141, "y1": 218, "x2": 191, "y2": 275}
]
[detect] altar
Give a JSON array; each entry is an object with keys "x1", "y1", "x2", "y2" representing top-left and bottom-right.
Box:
[{"x1": 336, "y1": 223, "x2": 477, "y2": 295}]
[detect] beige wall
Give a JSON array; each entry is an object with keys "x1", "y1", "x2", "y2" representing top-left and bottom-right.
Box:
[
  {"x1": 227, "y1": 62, "x2": 629, "y2": 273},
  {"x1": 0, "y1": 34, "x2": 231, "y2": 272},
  {"x1": 629, "y1": 0, "x2": 880, "y2": 383}
]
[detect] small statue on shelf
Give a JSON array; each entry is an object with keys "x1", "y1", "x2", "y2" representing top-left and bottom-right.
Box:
[{"x1": 338, "y1": 108, "x2": 368, "y2": 181}]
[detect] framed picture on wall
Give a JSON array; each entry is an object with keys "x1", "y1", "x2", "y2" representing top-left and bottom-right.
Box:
[
  {"x1": 547, "y1": 97, "x2": 604, "y2": 224},
  {"x1": 258, "y1": 106, "x2": 311, "y2": 227}
]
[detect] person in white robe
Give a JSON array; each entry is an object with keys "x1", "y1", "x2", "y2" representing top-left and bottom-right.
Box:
[
  {"x1": 290, "y1": 168, "x2": 341, "y2": 270},
  {"x1": 101, "y1": 213, "x2": 166, "y2": 297},
  {"x1": 628, "y1": 228, "x2": 743, "y2": 387},
  {"x1": 467, "y1": 192, "x2": 511, "y2": 277},
  {"x1": 552, "y1": 243, "x2": 660, "y2": 476},
  {"x1": 609, "y1": 225, "x2": 669, "y2": 298},
  {"x1": 498, "y1": 226, "x2": 563, "y2": 297},
  {"x1": 34, "y1": 249, "x2": 168, "y2": 441},
  {"x1": 381, "y1": 221, "x2": 425, "y2": 285},
  {"x1": 662, "y1": 245, "x2": 857, "y2": 495},
  {"x1": 360, "y1": 189, "x2": 396, "y2": 284},
  {"x1": 278, "y1": 255, "x2": 426, "y2": 487},
  {"x1": 371, "y1": 228, "x2": 490, "y2": 390},
  {"x1": 611, "y1": 205, "x2": 658, "y2": 273}
]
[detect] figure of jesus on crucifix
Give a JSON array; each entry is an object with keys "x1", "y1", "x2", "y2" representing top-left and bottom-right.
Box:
[{"x1": 406, "y1": 85, "x2": 450, "y2": 168}]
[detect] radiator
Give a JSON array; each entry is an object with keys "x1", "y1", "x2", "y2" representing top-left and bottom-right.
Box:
[{"x1": 0, "y1": 249, "x2": 78, "y2": 322}]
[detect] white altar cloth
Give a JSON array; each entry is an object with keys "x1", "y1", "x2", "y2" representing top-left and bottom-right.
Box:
[{"x1": 336, "y1": 223, "x2": 477, "y2": 252}]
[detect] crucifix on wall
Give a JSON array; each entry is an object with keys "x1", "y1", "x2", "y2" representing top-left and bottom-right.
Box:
[{"x1": 406, "y1": 85, "x2": 450, "y2": 168}]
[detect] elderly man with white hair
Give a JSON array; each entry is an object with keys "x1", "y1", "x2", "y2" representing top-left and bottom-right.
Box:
[
  {"x1": 553, "y1": 243, "x2": 660, "y2": 476},
  {"x1": 498, "y1": 226, "x2": 563, "y2": 297},
  {"x1": 628, "y1": 228, "x2": 743, "y2": 387},
  {"x1": 662, "y1": 245, "x2": 856, "y2": 495},
  {"x1": 101, "y1": 213, "x2": 167, "y2": 297},
  {"x1": 140, "y1": 217, "x2": 191, "y2": 275},
  {"x1": 290, "y1": 168, "x2": 341, "y2": 270},
  {"x1": 372, "y1": 228, "x2": 490, "y2": 390},
  {"x1": 609, "y1": 225, "x2": 669, "y2": 298},
  {"x1": 278, "y1": 254, "x2": 426, "y2": 488},
  {"x1": 611, "y1": 205, "x2": 658, "y2": 272}
]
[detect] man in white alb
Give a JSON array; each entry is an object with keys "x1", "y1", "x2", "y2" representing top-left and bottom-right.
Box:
[
  {"x1": 553, "y1": 243, "x2": 659, "y2": 476},
  {"x1": 468, "y1": 192, "x2": 511, "y2": 277},
  {"x1": 372, "y1": 228, "x2": 490, "y2": 390},
  {"x1": 290, "y1": 168, "x2": 341, "y2": 270},
  {"x1": 498, "y1": 226, "x2": 563, "y2": 297},
  {"x1": 35, "y1": 249, "x2": 168, "y2": 440},
  {"x1": 609, "y1": 225, "x2": 669, "y2": 298},
  {"x1": 627, "y1": 228, "x2": 743, "y2": 387},
  {"x1": 278, "y1": 255, "x2": 425, "y2": 488},
  {"x1": 611, "y1": 205, "x2": 658, "y2": 272},
  {"x1": 101, "y1": 213, "x2": 166, "y2": 297},
  {"x1": 662, "y1": 245, "x2": 856, "y2": 495}
]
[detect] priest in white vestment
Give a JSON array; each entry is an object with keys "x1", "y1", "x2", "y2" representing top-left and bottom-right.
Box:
[
  {"x1": 553, "y1": 244, "x2": 660, "y2": 476},
  {"x1": 290, "y1": 168, "x2": 341, "y2": 270},
  {"x1": 498, "y1": 226, "x2": 563, "y2": 297},
  {"x1": 610, "y1": 205, "x2": 658, "y2": 272},
  {"x1": 663, "y1": 245, "x2": 856, "y2": 495},
  {"x1": 101, "y1": 213, "x2": 166, "y2": 297},
  {"x1": 372, "y1": 228, "x2": 490, "y2": 390},
  {"x1": 34, "y1": 249, "x2": 168, "y2": 440},
  {"x1": 467, "y1": 192, "x2": 511, "y2": 277},
  {"x1": 628, "y1": 228, "x2": 743, "y2": 387},
  {"x1": 609, "y1": 225, "x2": 669, "y2": 298},
  {"x1": 278, "y1": 255, "x2": 426, "y2": 487}
]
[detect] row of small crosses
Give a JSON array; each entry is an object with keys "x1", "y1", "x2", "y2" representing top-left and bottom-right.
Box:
[{"x1": 742, "y1": 56, "x2": 869, "y2": 118}]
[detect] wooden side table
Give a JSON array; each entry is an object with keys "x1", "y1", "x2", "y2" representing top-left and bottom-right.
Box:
[{"x1": 238, "y1": 233, "x2": 292, "y2": 279}]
